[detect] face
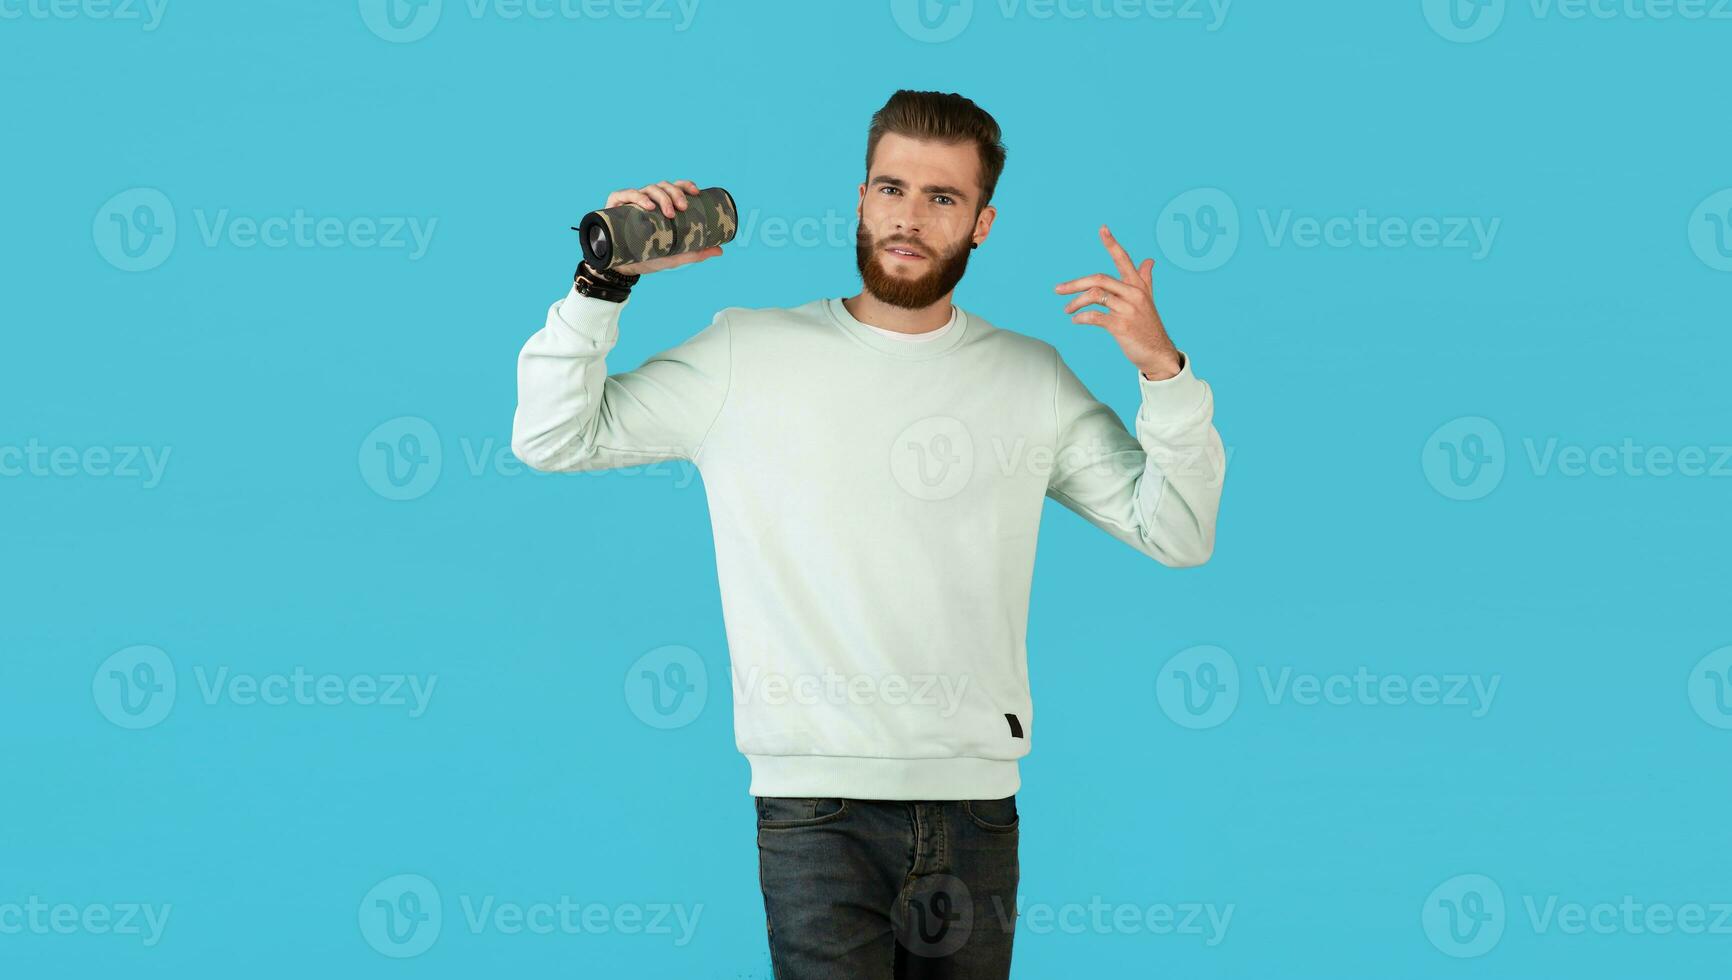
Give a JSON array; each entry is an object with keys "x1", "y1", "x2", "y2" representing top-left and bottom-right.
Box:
[{"x1": 856, "y1": 133, "x2": 995, "y2": 309}]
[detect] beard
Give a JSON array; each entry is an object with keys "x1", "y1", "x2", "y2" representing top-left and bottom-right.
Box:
[{"x1": 854, "y1": 223, "x2": 973, "y2": 310}]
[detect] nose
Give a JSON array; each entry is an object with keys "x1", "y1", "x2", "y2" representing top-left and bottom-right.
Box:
[{"x1": 890, "y1": 192, "x2": 940, "y2": 237}]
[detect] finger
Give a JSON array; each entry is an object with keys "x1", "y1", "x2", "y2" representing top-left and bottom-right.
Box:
[
  {"x1": 624, "y1": 190, "x2": 661, "y2": 213},
  {"x1": 657, "y1": 180, "x2": 690, "y2": 210},
  {"x1": 641, "y1": 184, "x2": 677, "y2": 218},
  {"x1": 1099, "y1": 225, "x2": 1141, "y2": 282},
  {"x1": 677, "y1": 179, "x2": 701, "y2": 194},
  {"x1": 672, "y1": 245, "x2": 723, "y2": 266},
  {"x1": 1054, "y1": 272, "x2": 1142, "y2": 303},
  {"x1": 1140, "y1": 258, "x2": 1155, "y2": 292},
  {"x1": 1070, "y1": 310, "x2": 1112, "y2": 329},
  {"x1": 607, "y1": 188, "x2": 653, "y2": 210},
  {"x1": 1062, "y1": 286, "x2": 1126, "y2": 315},
  {"x1": 658, "y1": 245, "x2": 727, "y2": 273}
]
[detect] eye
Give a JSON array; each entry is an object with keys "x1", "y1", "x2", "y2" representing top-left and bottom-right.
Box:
[
  {"x1": 879, "y1": 186, "x2": 901, "y2": 196},
  {"x1": 933, "y1": 195, "x2": 955, "y2": 206}
]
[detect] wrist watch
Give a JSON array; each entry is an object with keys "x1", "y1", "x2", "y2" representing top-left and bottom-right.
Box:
[{"x1": 573, "y1": 259, "x2": 641, "y2": 303}]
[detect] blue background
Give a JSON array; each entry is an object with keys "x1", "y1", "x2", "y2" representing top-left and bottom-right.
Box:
[{"x1": 4, "y1": 0, "x2": 1730, "y2": 976}]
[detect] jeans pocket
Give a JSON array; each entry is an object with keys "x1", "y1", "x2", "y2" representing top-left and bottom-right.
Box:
[
  {"x1": 963, "y1": 795, "x2": 1019, "y2": 833},
  {"x1": 755, "y1": 796, "x2": 848, "y2": 829}
]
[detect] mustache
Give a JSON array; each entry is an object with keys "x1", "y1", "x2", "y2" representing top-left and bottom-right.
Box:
[{"x1": 878, "y1": 238, "x2": 931, "y2": 257}]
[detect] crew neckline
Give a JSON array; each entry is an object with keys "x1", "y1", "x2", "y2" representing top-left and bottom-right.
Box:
[
  {"x1": 825, "y1": 297, "x2": 970, "y2": 359},
  {"x1": 863, "y1": 304, "x2": 957, "y2": 342}
]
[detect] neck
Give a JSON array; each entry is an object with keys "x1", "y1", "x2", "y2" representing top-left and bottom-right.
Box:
[{"x1": 842, "y1": 291, "x2": 955, "y2": 335}]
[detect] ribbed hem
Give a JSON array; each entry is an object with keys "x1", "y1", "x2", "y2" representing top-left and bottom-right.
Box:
[{"x1": 746, "y1": 754, "x2": 1021, "y2": 800}]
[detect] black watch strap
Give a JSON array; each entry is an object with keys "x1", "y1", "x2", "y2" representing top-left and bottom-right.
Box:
[{"x1": 573, "y1": 259, "x2": 640, "y2": 303}]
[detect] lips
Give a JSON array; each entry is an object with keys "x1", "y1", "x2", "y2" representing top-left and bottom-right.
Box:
[{"x1": 883, "y1": 244, "x2": 927, "y2": 260}]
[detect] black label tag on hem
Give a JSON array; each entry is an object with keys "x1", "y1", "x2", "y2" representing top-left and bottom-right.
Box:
[{"x1": 1005, "y1": 713, "x2": 1024, "y2": 738}]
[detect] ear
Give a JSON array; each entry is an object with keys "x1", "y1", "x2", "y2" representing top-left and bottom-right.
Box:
[{"x1": 972, "y1": 204, "x2": 997, "y2": 246}]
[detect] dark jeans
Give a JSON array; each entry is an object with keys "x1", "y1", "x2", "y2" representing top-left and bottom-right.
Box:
[{"x1": 754, "y1": 795, "x2": 1020, "y2": 979}]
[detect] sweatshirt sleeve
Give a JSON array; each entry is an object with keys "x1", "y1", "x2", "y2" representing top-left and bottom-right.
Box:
[
  {"x1": 1044, "y1": 348, "x2": 1226, "y2": 567},
  {"x1": 511, "y1": 287, "x2": 734, "y2": 472}
]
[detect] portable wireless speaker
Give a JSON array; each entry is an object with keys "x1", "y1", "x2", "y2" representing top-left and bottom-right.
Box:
[{"x1": 575, "y1": 186, "x2": 739, "y2": 272}]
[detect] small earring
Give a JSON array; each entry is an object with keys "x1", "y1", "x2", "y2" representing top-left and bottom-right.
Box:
[{"x1": 970, "y1": 241, "x2": 979, "y2": 250}]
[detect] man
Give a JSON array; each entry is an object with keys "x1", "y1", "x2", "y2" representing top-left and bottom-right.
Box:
[{"x1": 512, "y1": 89, "x2": 1226, "y2": 979}]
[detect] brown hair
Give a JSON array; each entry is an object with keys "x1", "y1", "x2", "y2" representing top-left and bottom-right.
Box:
[{"x1": 865, "y1": 90, "x2": 1007, "y2": 214}]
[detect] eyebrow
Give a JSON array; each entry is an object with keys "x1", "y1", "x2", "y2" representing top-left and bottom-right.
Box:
[{"x1": 869, "y1": 175, "x2": 971, "y2": 203}]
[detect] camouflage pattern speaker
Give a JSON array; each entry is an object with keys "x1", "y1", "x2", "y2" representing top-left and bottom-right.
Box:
[{"x1": 575, "y1": 186, "x2": 739, "y2": 272}]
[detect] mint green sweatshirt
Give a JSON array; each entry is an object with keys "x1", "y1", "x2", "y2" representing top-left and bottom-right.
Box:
[{"x1": 513, "y1": 287, "x2": 1226, "y2": 799}]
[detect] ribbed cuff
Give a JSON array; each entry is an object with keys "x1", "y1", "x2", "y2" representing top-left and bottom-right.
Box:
[
  {"x1": 555, "y1": 286, "x2": 630, "y2": 347},
  {"x1": 1136, "y1": 350, "x2": 1207, "y2": 419}
]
